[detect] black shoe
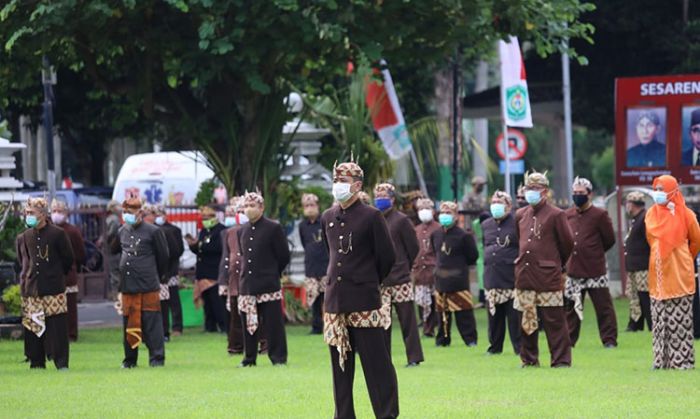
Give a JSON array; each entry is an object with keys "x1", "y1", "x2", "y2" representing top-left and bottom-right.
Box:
[
  {"x1": 272, "y1": 362, "x2": 287, "y2": 367},
  {"x1": 237, "y1": 360, "x2": 256, "y2": 368},
  {"x1": 604, "y1": 343, "x2": 617, "y2": 349},
  {"x1": 552, "y1": 363, "x2": 571, "y2": 368},
  {"x1": 486, "y1": 350, "x2": 502, "y2": 356},
  {"x1": 520, "y1": 362, "x2": 540, "y2": 368},
  {"x1": 149, "y1": 361, "x2": 165, "y2": 367},
  {"x1": 467, "y1": 342, "x2": 478, "y2": 347},
  {"x1": 57, "y1": 367, "x2": 69, "y2": 372},
  {"x1": 121, "y1": 362, "x2": 136, "y2": 369},
  {"x1": 30, "y1": 365, "x2": 46, "y2": 369},
  {"x1": 406, "y1": 362, "x2": 420, "y2": 368},
  {"x1": 228, "y1": 349, "x2": 243, "y2": 356}
]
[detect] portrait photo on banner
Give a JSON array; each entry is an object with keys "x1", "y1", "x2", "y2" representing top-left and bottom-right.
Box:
[
  {"x1": 681, "y1": 105, "x2": 700, "y2": 166},
  {"x1": 626, "y1": 106, "x2": 667, "y2": 168}
]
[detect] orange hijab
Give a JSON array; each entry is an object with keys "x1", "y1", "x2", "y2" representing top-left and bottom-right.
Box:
[{"x1": 645, "y1": 175, "x2": 689, "y2": 258}]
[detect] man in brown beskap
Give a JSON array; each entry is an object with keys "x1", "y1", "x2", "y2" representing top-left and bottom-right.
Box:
[
  {"x1": 236, "y1": 191, "x2": 290, "y2": 367},
  {"x1": 17, "y1": 197, "x2": 74, "y2": 370},
  {"x1": 374, "y1": 182, "x2": 423, "y2": 367},
  {"x1": 322, "y1": 160, "x2": 398, "y2": 419},
  {"x1": 49, "y1": 199, "x2": 86, "y2": 342},
  {"x1": 564, "y1": 177, "x2": 617, "y2": 348},
  {"x1": 298, "y1": 192, "x2": 329, "y2": 335},
  {"x1": 514, "y1": 171, "x2": 574, "y2": 368},
  {"x1": 412, "y1": 198, "x2": 441, "y2": 337}
]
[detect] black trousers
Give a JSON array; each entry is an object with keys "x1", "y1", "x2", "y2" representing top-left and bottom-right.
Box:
[
  {"x1": 67, "y1": 292, "x2": 78, "y2": 341},
  {"x1": 202, "y1": 286, "x2": 228, "y2": 332},
  {"x1": 122, "y1": 311, "x2": 166, "y2": 366},
  {"x1": 169, "y1": 285, "x2": 183, "y2": 332},
  {"x1": 566, "y1": 288, "x2": 618, "y2": 347},
  {"x1": 693, "y1": 277, "x2": 700, "y2": 339},
  {"x1": 435, "y1": 310, "x2": 477, "y2": 347},
  {"x1": 228, "y1": 296, "x2": 244, "y2": 353},
  {"x1": 520, "y1": 306, "x2": 571, "y2": 367},
  {"x1": 628, "y1": 291, "x2": 653, "y2": 331},
  {"x1": 311, "y1": 293, "x2": 325, "y2": 333},
  {"x1": 487, "y1": 299, "x2": 521, "y2": 354},
  {"x1": 240, "y1": 300, "x2": 287, "y2": 364},
  {"x1": 26, "y1": 313, "x2": 69, "y2": 369},
  {"x1": 384, "y1": 301, "x2": 424, "y2": 364},
  {"x1": 330, "y1": 327, "x2": 399, "y2": 419}
]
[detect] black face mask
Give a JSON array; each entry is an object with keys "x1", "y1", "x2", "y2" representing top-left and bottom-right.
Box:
[{"x1": 572, "y1": 194, "x2": 589, "y2": 207}]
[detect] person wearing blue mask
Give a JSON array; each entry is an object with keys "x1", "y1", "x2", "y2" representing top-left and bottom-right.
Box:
[
  {"x1": 430, "y1": 201, "x2": 479, "y2": 347},
  {"x1": 112, "y1": 197, "x2": 170, "y2": 368},
  {"x1": 481, "y1": 190, "x2": 521, "y2": 355},
  {"x1": 16, "y1": 197, "x2": 74, "y2": 370},
  {"x1": 564, "y1": 177, "x2": 617, "y2": 349},
  {"x1": 514, "y1": 171, "x2": 574, "y2": 368},
  {"x1": 298, "y1": 193, "x2": 330, "y2": 335},
  {"x1": 374, "y1": 182, "x2": 424, "y2": 367}
]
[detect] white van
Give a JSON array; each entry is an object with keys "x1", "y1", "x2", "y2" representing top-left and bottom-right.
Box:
[
  {"x1": 112, "y1": 151, "x2": 214, "y2": 205},
  {"x1": 112, "y1": 151, "x2": 218, "y2": 270}
]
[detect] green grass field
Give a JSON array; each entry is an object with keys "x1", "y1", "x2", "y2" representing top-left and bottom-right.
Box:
[{"x1": 2, "y1": 299, "x2": 700, "y2": 418}]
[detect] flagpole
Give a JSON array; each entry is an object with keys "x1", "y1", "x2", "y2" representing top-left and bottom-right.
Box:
[
  {"x1": 409, "y1": 149, "x2": 428, "y2": 197},
  {"x1": 500, "y1": 71, "x2": 511, "y2": 197},
  {"x1": 562, "y1": 42, "x2": 574, "y2": 202}
]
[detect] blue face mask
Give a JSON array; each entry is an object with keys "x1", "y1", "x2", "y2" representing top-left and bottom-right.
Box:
[
  {"x1": 490, "y1": 203, "x2": 506, "y2": 219},
  {"x1": 525, "y1": 190, "x2": 542, "y2": 206},
  {"x1": 123, "y1": 213, "x2": 138, "y2": 225},
  {"x1": 224, "y1": 216, "x2": 236, "y2": 227},
  {"x1": 652, "y1": 191, "x2": 668, "y2": 205},
  {"x1": 438, "y1": 213, "x2": 454, "y2": 227},
  {"x1": 25, "y1": 215, "x2": 38, "y2": 228},
  {"x1": 374, "y1": 198, "x2": 392, "y2": 211}
]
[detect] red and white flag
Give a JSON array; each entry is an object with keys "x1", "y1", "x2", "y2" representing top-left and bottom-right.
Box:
[
  {"x1": 499, "y1": 36, "x2": 533, "y2": 128},
  {"x1": 365, "y1": 60, "x2": 412, "y2": 160}
]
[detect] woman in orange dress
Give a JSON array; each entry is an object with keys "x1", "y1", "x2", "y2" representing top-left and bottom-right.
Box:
[{"x1": 646, "y1": 175, "x2": 700, "y2": 369}]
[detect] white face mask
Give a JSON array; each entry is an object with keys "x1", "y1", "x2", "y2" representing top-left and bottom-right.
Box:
[
  {"x1": 155, "y1": 216, "x2": 165, "y2": 226},
  {"x1": 238, "y1": 213, "x2": 249, "y2": 225},
  {"x1": 418, "y1": 209, "x2": 434, "y2": 223},
  {"x1": 50, "y1": 213, "x2": 66, "y2": 225},
  {"x1": 332, "y1": 182, "x2": 354, "y2": 203}
]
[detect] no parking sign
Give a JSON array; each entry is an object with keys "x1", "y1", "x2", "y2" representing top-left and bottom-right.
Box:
[{"x1": 496, "y1": 129, "x2": 528, "y2": 160}]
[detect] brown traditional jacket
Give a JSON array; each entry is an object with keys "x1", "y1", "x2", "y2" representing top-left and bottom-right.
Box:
[
  {"x1": 383, "y1": 208, "x2": 419, "y2": 286},
  {"x1": 515, "y1": 201, "x2": 574, "y2": 292},
  {"x1": 564, "y1": 205, "x2": 615, "y2": 278},
  {"x1": 411, "y1": 220, "x2": 441, "y2": 286},
  {"x1": 16, "y1": 223, "x2": 75, "y2": 297},
  {"x1": 624, "y1": 208, "x2": 650, "y2": 272},
  {"x1": 219, "y1": 225, "x2": 243, "y2": 296},
  {"x1": 321, "y1": 200, "x2": 396, "y2": 313},
  {"x1": 59, "y1": 222, "x2": 86, "y2": 287}
]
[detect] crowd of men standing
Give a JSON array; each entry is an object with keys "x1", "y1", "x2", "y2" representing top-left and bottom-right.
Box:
[{"x1": 14, "y1": 158, "x2": 700, "y2": 417}]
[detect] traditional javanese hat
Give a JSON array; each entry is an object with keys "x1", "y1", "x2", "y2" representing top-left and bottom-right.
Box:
[
  {"x1": 334, "y1": 159, "x2": 364, "y2": 180},
  {"x1": 572, "y1": 176, "x2": 593, "y2": 191},
  {"x1": 228, "y1": 196, "x2": 243, "y2": 212},
  {"x1": 122, "y1": 197, "x2": 143, "y2": 210},
  {"x1": 625, "y1": 191, "x2": 646, "y2": 205},
  {"x1": 301, "y1": 193, "x2": 319, "y2": 205},
  {"x1": 142, "y1": 203, "x2": 157, "y2": 215},
  {"x1": 373, "y1": 183, "x2": 396, "y2": 197},
  {"x1": 107, "y1": 200, "x2": 121, "y2": 212},
  {"x1": 50, "y1": 199, "x2": 68, "y2": 212},
  {"x1": 439, "y1": 201, "x2": 458, "y2": 213},
  {"x1": 152, "y1": 204, "x2": 166, "y2": 215},
  {"x1": 357, "y1": 191, "x2": 371, "y2": 205},
  {"x1": 26, "y1": 197, "x2": 49, "y2": 214},
  {"x1": 491, "y1": 190, "x2": 512, "y2": 206},
  {"x1": 471, "y1": 175, "x2": 486, "y2": 185},
  {"x1": 242, "y1": 191, "x2": 264, "y2": 205},
  {"x1": 525, "y1": 170, "x2": 550, "y2": 188},
  {"x1": 200, "y1": 205, "x2": 217, "y2": 217},
  {"x1": 415, "y1": 198, "x2": 435, "y2": 210}
]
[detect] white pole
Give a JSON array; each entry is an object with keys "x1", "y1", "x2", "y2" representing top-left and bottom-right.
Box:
[
  {"x1": 562, "y1": 44, "x2": 574, "y2": 198},
  {"x1": 409, "y1": 149, "x2": 428, "y2": 197},
  {"x1": 500, "y1": 79, "x2": 511, "y2": 197}
]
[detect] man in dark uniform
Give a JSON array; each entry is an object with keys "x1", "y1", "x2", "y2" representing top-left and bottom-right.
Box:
[
  {"x1": 564, "y1": 177, "x2": 617, "y2": 348},
  {"x1": 219, "y1": 197, "x2": 245, "y2": 354},
  {"x1": 186, "y1": 205, "x2": 228, "y2": 333},
  {"x1": 514, "y1": 171, "x2": 574, "y2": 368},
  {"x1": 623, "y1": 191, "x2": 652, "y2": 331},
  {"x1": 237, "y1": 191, "x2": 290, "y2": 367},
  {"x1": 50, "y1": 199, "x2": 86, "y2": 342},
  {"x1": 374, "y1": 182, "x2": 423, "y2": 367},
  {"x1": 431, "y1": 201, "x2": 479, "y2": 348},
  {"x1": 412, "y1": 198, "x2": 441, "y2": 337},
  {"x1": 482, "y1": 190, "x2": 521, "y2": 355},
  {"x1": 298, "y1": 193, "x2": 329, "y2": 335},
  {"x1": 17, "y1": 197, "x2": 74, "y2": 369},
  {"x1": 144, "y1": 205, "x2": 185, "y2": 341},
  {"x1": 112, "y1": 197, "x2": 170, "y2": 368},
  {"x1": 322, "y1": 161, "x2": 399, "y2": 419}
]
